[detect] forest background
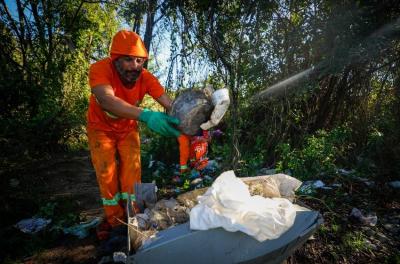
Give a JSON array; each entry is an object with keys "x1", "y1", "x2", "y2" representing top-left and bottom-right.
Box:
[{"x1": 1, "y1": 0, "x2": 399, "y2": 263}]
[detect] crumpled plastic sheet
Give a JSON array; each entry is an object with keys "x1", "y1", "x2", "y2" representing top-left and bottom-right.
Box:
[
  {"x1": 201, "y1": 88, "x2": 230, "y2": 130},
  {"x1": 15, "y1": 218, "x2": 52, "y2": 234},
  {"x1": 349, "y1": 208, "x2": 377, "y2": 226},
  {"x1": 63, "y1": 217, "x2": 101, "y2": 239},
  {"x1": 135, "y1": 182, "x2": 158, "y2": 213},
  {"x1": 298, "y1": 180, "x2": 325, "y2": 194},
  {"x1": 190, "y1": 170, "x2": 297, "y2": 242}
]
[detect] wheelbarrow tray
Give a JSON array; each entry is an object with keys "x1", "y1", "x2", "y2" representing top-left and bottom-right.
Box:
[{"x1": 127, "y1": 208, "x2": 322, "y2": 264}]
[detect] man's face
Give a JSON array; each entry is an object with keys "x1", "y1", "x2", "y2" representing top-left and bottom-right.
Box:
[{"x1": 114, "y1": 56, "x2": 146, "y2": 87}]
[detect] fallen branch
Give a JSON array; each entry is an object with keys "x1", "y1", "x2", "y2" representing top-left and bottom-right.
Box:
[{"x1": 296, "y1": 195, "x2": 339, "y2": 217}]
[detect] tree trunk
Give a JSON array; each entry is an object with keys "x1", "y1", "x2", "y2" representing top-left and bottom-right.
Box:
[
  {"x1": 143, "y1": 0, "x2": 157, "y2": 68},
  {"x1": 394, "y1": 64, "x2": 400, "y2": 128}
]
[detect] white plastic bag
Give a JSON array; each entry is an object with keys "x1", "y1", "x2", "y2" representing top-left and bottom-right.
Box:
[
  {"x1": 200, "y1": 88, "x2": 230, "y2": 130},
  {"x1": 190, "y1": 171, "x2": 297, "y2": 242}
]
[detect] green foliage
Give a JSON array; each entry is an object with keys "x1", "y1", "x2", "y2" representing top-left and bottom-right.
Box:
[
  {"x1": 37, "y1": 202, "x2": 57, "y2": 219},
  {"x1": 141, "y1": 130, "x2": 179, "y2": 165},
  {"x1": 0, "y1": 0, "x2": 119, "y2": 155},
  {"x1": 182, "y1": 179, "x2": 191, "y2": 191},
  {"x1": 235, "y1": 151, "x2": 265, "y2": 177},
  {"x1": 36, "y1": 200, "x2": 80, "y2": 231},
  {"x1": 276, "y1": 126, "x2": 352, "y2": 179},
  {"x1": 140, "y1": 128, "x2": 179, "y2": 184},
  {"x1": 357, "y1": 102, "x2": 400, "y2": 180},
  {"x1": 342, "y1": 231, "x2": 371, "y2": 252},
  {"x1": 1, "y1": 1, "x2": 400, "y2": 262},
  {"x1": 331, "y1": 223, "x2": 340, "y2": 233},
  {"x1": 209, "y1": 143, "x2": 230, "y2": 162}
]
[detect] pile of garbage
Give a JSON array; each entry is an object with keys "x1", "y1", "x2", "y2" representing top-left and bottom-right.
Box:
[
  {"x1": 128, "y1": 171, "x2": 302, "y2": 251},
  {"x1": 128, "y1": 197, "x2": 190, "y2": 251}
]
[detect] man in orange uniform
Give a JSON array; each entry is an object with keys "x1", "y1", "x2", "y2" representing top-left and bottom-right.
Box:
[{"x1": 87, "y1": 30, "x2": 180, "y2": 238}]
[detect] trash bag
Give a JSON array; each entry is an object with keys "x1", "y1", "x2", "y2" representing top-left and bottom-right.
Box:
[
  {"x1": 169, "y1": 89, "x2": 213, "y2": 135},
  {"x1": 63, "y1": 217, "x2": 101, "y2": 239},
  {"x1": 15, "y1": 218, "x2": 51, "y2": 234}
]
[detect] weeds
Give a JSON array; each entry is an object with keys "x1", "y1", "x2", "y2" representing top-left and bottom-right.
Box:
[{"x1": 342, "y1": 231, "x2": 371, "y2": 252}]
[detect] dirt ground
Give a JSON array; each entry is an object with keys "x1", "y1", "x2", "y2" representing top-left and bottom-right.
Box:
[
  {"x1": 29, "y1": 154, "x2": 102, "y2": 264},
  {"x1": 1, "y1": 152, "x2": 102, "y2": 264},
  {"x1": 1, "y1": 151, "x2": 399, "y2": 264}
]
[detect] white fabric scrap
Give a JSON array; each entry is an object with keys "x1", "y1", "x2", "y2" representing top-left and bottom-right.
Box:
[
  {"x1": 201, "y1": 88, "x2": 230, "y2": 130},
  {"x1": 190, "y1": 170, "x2": 297, "y2": 242}
]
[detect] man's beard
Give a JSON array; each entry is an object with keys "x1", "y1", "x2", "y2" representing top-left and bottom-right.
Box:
[{"x1": 114, "y1": 60, "x2": 142, "y2": 87}]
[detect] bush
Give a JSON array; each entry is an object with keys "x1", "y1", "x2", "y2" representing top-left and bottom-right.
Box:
[
  {"x1": 140, "y1": 127, "x2": 179, "y2": 184},
  {"x1": 276, "y1": 126, "x2": 352, "y2": 179}
]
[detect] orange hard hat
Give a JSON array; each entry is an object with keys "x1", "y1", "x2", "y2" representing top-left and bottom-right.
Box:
[{"x1": 110, "y1": 30, "x2": 148, "y2": 59}]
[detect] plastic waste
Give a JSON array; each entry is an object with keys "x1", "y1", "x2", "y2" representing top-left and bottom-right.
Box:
[
  {"x1": 190, "y1": 178, "x2": 203, "y2": 186},
  {"x1": 190, "y1": 170, "x2": 201, "y2": 179},
  {"x1": 113, "y1": 252, "x2": 127, "y2": 263},
  {"x1": 241, "y1": 174, "x2": 302, "y2": 201},
  {"x1": 148, "y1": 159, "x2": 166, "y2": 170},
  {"x1": 298, "y1": 180, "x2": 325, "y2": 194},
  {"x1": 15, "y1": 217, "x2": 51, "y2": 234},
  {"x1": 388, "y1": 181, "x2": 400, "y2": 189},
  {"x1": 172, "y1": 176, "x2": 181, "y2": 184},
  {"x1": 135, "y1": 183, "x2": 157, "y2": 212},
  {"x1": 337, "y1": 168, "x2": 355, "y2": 176},
  {"x1": 246, "y1": 177, "x2": 281, "y2": 198},
  {"x1": 257, "y1": 168, "x2": 276, "y2": 176},
  {"x1": 169, "y1": 89, "x2": 213, "y2": 135},
  {"x1": 63, "y1": 217, "x2": 101, "y2": 239},
  {"x1": 203, "y1": 175, "x2": 213, "y2": 182},
  {"x1": 211, "y1": 129, "x2": 223, "y2": 137},
  {"x1": 201, "y1": 88, "x2": 230, "y2": 130},
  {"x1": 190, "y1": 171, "x2": 297, "y2": 242},
  {"x1": 202, "y1": 160, "x2": 218, "y2": 174},
  {"x1": 349, "y1": 208, "x2": 377, "y2": 226},
  {"x1": 134, "y1": 213, "x2": 151, "y2": 230}
]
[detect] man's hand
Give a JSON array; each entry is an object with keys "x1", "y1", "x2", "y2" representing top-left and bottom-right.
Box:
[{"x1": 139, "y1": 109, "x2": 181, "y2": 137}]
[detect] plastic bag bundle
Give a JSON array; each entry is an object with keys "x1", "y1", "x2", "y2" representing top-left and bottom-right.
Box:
[{"x1": 190, "y1": 171, "x2": 297, "y2": 242}]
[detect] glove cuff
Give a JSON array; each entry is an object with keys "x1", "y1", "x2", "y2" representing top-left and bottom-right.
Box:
[{"x1": 139, "y1": 108, "x2": 151, "y2": 122}]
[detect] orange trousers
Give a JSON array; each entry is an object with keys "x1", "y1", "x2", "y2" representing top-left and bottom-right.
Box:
[
  {"x1": 87, "y1": 127, "x2": 141, "y2": 227},
  {"x1": 177, "y1": 134, "x2": 190, "y2": 173}
]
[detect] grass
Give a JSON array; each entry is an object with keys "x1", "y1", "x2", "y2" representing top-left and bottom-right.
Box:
[{"x1": 342, "y1": 231, "x2": 371, "y2": 252}]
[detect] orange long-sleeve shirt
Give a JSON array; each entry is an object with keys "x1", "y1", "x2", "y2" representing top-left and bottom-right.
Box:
[{"x1": 87, "y1": 57, "x2": 165, "y2": 132}]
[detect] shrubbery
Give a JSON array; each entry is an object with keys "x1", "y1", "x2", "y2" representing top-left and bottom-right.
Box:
[{"x1": 275, "y1": 126, "x2": 352, "y2": 180}]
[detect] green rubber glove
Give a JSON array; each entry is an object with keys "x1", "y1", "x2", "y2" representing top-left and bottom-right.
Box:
[{"x1": 139, "y1": 109, "x2": 181, "y2": 137}]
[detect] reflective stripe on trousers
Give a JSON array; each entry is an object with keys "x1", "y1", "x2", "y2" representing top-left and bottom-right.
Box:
[{"x1": 101, "y1": 192, "x2": 136, "y2": 206}]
